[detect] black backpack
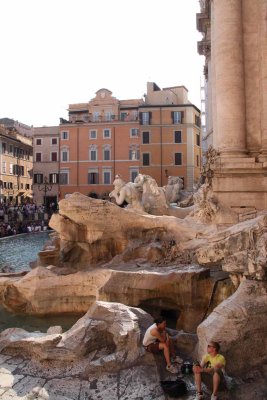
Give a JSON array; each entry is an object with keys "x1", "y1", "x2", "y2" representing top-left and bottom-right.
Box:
[{"x1": 160, "y1": 379, "x2": 187, "y2": 397}]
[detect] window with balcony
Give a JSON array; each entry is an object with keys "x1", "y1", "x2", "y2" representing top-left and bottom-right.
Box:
[
  {"x1": 92, "y1": 112, "x2": 100, "y2": 122},
  {"x1": 142, "y1": 153, "x2": 150, "y2": 166},
  {"x1": 175, "y1": 152, "x2": 182, "y2": 165},
  {"x1": 120, "y1": 112, "x2": 128, "y2": 121},
  {"x1": 142, "y1": 131, "x2": 150, "y2": 144},
  {"x1": 35, "y1": 152, "x2": 42, "y2": 162},
  {"x1": 174, "y1": 131, "x2": 182, "y2": 143}
]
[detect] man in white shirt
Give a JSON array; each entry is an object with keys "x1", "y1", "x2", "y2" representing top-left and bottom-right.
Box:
[{"x1": 143, "y1": 317, "x2": 182, "y2": 374}]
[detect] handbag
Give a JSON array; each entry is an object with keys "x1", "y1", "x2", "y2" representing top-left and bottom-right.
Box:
[{"x1": 160, "y1": 379, "x2": 187, "y2": 397}]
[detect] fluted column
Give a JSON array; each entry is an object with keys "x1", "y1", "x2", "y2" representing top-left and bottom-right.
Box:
[{"x1": 213, "y1": 0, "x2": 247, "y2": 156}]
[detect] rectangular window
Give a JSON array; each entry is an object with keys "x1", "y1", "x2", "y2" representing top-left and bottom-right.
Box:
[
  {"x1": 142, "y1": 131, "x2": 150, "y2": 144},
  {"x1": 130, "y1": 169, "x2": 139, "y2": 182},
  {"x1": 51, "y1": 152, "x2": 58, "y2": 162},
  {"x1": 195, "y1": 115, "x2": 201, "y2": 127},
  {"x1": 174, "y1": 131, "x2": 182, "y2": 143},
  {"x1": 130, "y1": 128, "x2": 139, "y2": 137},
  {"x1": 49, "y1": 173, "x2": 59, "y2": 184},
  {"x1": 9, "y1": 145, "x2": 13, "y2": 154},
  {"x1": 2, "y1": 143, "x2": 6, "y2": 153},
  {"x1": 51, "y1": 138, "x2": 58, "y2": 145},
  {"x1": 33, "y1": 173, "x2": 44, "y2": 184},
  {"x1": 3, "y1": 182, "x2": 6, "y2": 189},
  {"x1": 196, "y1": 134, "x2": 200, "y2": 146},
  {"x1": 105, "y1": 112, "x2": 112, "y2": 121},
  {"x1": 21, "y1": 183, "x2": 24, "y2": 189},
  {"x1": 103, "y1": 129, "x2": 111, "y2": 139},
  {"x1": 103, "y1": 171, "x2": 111, "y2": 184},
  {"x1": 120, "y1": 112, "x2": 128, "y2": 121},
  {"x1": 92, "y1": 112, "x2": 100, "y2": 122},
  {"x1": 89, "y1": 130, "x2": 97, "y2": 139},
  {"x1": 36, "y1": 138, "x2": 42, "y2": 145},
  {"x1": 61, "y1": 131, "x2": 69, "y2": 140},
  {"x1": 143, "y1": 153, "x2": 150, "y2": 166},
  {"x1": 25, "y1": 184, "x2": 30, "y2": 190},
  {"x1": 35, "y1": 152, "x2": 42, "y2": 162},
  {"x1": 88, "y1": 172, "x2": 99, "y2": 184},
  {"x1": 196, "y1": 155, "x2": 200, "y2": 167},
  {"x1": 103, "y1": 149, "x2": 110, "y2": 161},
  {"x1": 175, "y1": 153, "x2": 182, "y2": 165},
  {"x1": 61, "y1": 150, "x2": 68, "y2": 162},
  {"x1": 172, "y1": 111, "x2": 183, "y2": 124},
  {"x1": 9, "y1": 164, "x2": 13, "y2": 174},
  {"x1": 59, "y1": 170, "x2": 69, "y2": 184},
  {"x1": 129, "y1": 149, "x2": 139, "y2": 160},
  {"x1": 140, "y1": 112, "x2": 151, "y2": 125},
  {"x1": 2, "y1": 161, "x2": 6, "y2": 173},
  {"x1": 90, "y1": 150, "x2": 97, "y2": 161}
]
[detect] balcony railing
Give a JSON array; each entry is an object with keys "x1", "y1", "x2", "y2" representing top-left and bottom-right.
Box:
[{"x1": 66, "y1": 114, "x2": 139, "y2": 124}]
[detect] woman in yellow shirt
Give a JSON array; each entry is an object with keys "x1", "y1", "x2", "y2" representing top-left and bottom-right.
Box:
[{"x1": 193, "y1": 341, "x2": 226, "y2": 400}]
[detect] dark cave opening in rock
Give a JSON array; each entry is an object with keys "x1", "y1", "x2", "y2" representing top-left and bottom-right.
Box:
[{"x1": 139, "y1": 298, "x2": 180, "y2": 329}]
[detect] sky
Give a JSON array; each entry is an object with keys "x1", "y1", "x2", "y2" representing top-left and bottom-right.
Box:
[{"x1": 0, "y1": 0, "x2": 204, "y2": 127}]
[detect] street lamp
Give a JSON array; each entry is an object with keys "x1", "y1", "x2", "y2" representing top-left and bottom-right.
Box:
[{"x1": 38, "y1": 177, "x2": 52, "y2": 210}]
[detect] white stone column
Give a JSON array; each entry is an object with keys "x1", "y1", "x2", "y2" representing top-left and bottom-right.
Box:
[
  {"x1": 213, "y1": 0, "x2": 247, "y2": 156},
  {"x1": 259, "y1": 0, "x2": 267, "y2": 155}
]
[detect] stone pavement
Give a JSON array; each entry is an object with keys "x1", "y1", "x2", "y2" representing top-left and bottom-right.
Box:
[{"x1": 0, "y1": 352, "x2": 202, "y2": 400}]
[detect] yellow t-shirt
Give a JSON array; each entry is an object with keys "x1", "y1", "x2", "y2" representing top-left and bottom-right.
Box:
[{"x1": 201, "y1": 354, "x2": 226, "y2": 368}]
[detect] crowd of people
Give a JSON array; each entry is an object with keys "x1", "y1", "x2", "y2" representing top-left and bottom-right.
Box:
[{"x1": 0, "y1": 201, "x2": 56, "y2": 238}]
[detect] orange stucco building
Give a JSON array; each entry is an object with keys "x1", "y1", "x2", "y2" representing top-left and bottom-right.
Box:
[{"x1": 58, "y1": 83, "x2": 201, "y2": 199}]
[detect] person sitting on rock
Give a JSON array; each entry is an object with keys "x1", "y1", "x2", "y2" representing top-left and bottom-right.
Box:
[
  {"x1": 193, "y1": 341, "x2": 226, "y2": 400},
  {"x1": 143, "y1": 317, "x2": 182, "y2": 374}
]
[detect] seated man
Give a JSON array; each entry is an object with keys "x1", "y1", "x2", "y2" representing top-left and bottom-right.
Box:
[
  {"x1": 143, "y1": 317, "x2": 182, "y2": 374},
  {"x1": 193, "y1": 341, "x2": 226, "y2": 400}
]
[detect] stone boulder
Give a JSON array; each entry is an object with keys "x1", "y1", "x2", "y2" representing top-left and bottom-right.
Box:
[
  {"x1": 197, "y1": 279, "x2": 267, "y2": 376},
  {"x1": 0, "y1": 301, "x2": 153, "y2": 373}
]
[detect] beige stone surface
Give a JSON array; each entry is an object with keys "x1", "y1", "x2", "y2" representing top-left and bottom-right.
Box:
[{"x1": 197, "y1": 280, "x2": 267, "y2": 377}]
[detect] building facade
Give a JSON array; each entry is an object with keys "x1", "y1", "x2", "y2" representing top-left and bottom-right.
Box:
[
  {"x1": 0, "y1": 125, "x2": 33, "y2": 204},
  {"x1": 197, "y1": 0, "x2": 267, "y2": 210},
  {"x1": 33, "y1": 126, "x2": 60, "y2": 206},
  {"x1": 58, "y1": 83, "x2": 201, "y2": 199}
]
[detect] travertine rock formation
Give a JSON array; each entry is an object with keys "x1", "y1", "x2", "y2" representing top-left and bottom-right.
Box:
[
  {"x1": 197, "y1": 279, "x2": 267, "y2": 376},
  {"x1": 0, "y1": 265, "x2": 216, "y2": 332},
  {"x1": 0, "y1": 301, "x2": 152, "y2": 371}
]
